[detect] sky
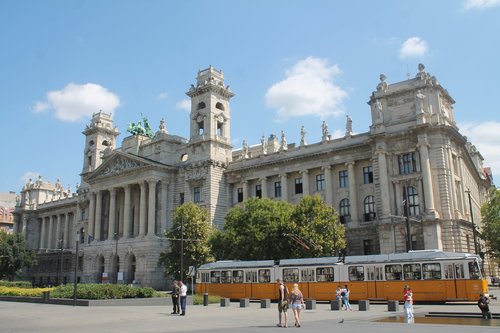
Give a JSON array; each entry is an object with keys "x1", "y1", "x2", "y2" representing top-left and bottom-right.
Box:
[{"x1": 1, "y1": 0, "x2": 499, "y2": 194}]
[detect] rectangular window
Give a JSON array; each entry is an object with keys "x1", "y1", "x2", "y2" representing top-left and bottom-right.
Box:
[
  {"x1": 255, "y1": 184, "x2": 262, "y2": 198},
  {"x1": 398, "y1": 153, "x2": 417, "y2": 174},
  {"x1": 316, "y1": 174, "x2": 325, "y2": 191},
  {"x1": 366, "y1": 266, "x2": 384, "y2": 281},
  {"x1": 348, "y1": 266, "x2": 364, "y2": 281},
  {"x1": 233, "y1": 270, "x2": 244, "y2": 283},
  {"x1": 295, "y1": 177, "x2": 303, "y2": 194},
  {"x1": 468, "y1": 262, "x2": 481, "y2": 279},
  {"x1": 258, "y1": 269, "x2": 271, "y2": 283},
  {"x1": 221, "y1": 270, "x2": 232, "y2": 283},
  {"x1": 339, "y1": 170, "x2": 348, "y2": 188},
  {"x1": 363, "y1": 239, "x2": 374, "y2": 255},
  {"x1": 403, "y1": 264, "x2": 422, "y2": 280},
  {"x1": 245, "y1": 270, "x2": 257, "y2": 283},
  {"x1": 193, "y1": 187, "x2": 201, "y2": 203},
  {"x1": 210, "y1": 271, "x2": 221, "y2": 283},
  {"x1": 385, "y1": 264, "x2": 402, "y2": 280},
  {"x1": 363, "y1": 166, "x2": 373, "y2": 184},
  {"x1": 422, "y1": 263, "x2": 441, "y2": 280},
  {"x1": 201, "y1": 272, "x2": 210, "y2": 283},
  {"x1": 237, "y1": 188, "x2": 243, "y2": 202},
  {"x1": 316, "y1": 267, "x2": 335, "y2": 282},
  {"x1": 180, "y1": 193, "x2": 185, "y2": 205},
  {"x1": 274, "y1": 181, "x2": 282, "y2": 198},
  {"x1": 80, "y1": 208, "x2": 85, "y2": 221},
  {"x1": 300, "y1": 268, "x2": 315, "y2": 282},
  {"x1": 283, "y1": 268, "x2": 299, "y2": 282}
]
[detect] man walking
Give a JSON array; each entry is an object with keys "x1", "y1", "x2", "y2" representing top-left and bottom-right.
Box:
[
  {"x1": 178, "y1": 281, "x2": 188, "y2": 316},
  {"x1": 276, "y1": 278, "x2": 289, "y2": 327}
]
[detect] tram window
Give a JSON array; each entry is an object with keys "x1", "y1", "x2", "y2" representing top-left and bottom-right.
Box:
[
  {"x1": 455, "y1": 264, "x2": 465, "y2": 279},
  {"x1": 221, "y1": 270, "x2": 232, "y2": 283},
  {"x1": 403, "y1": 264, "x2": 422, "y2": 280},
  {"x1": 301, "y1": 268, "x2": 315, "y2": 282},
  {"x1": 246, "y1": 270, "x2": 257, "y2": 283},
  {"x1": 201, "y1": 272, "x2": 210, "y2": 283},
  {"x1": 259, "y1": 269, "x2": 271, "y2": 283},
  {"x1": 233, "y1": 270, "x2": 244, "y2": 283},
  {"x1": 366, "y1": 266, "x2": 384, "y2": 280},
  {"x1": 385, "y1": 264, "x2": 402, "y2": 280},
  {"x1": 444, "y1": 264, "x2": 453, "y2": 279},
  {"x1": 468, "y1": 262, "x2": 481, "y2": 280},
  {"x1": 422, "y1": 263, "x2": 441, "y2": 280},
  {"x1": 210, "y1": 271, "x2": 221, "y2": 283},
  {"x1": 316, "y1": 267, "x2": 335, "y2": 282},
  {"x1": 348, "y1": 266, "x2": 365, "y2": 281},
  {"x1": 283, "y1": 268, "x2": 299, "y2": 282}
]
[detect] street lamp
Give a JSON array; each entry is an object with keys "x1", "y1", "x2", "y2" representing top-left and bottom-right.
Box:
[
  {"x1": 465, "y1": 189, "x2": 479, "y2": 255},
  {"x1": 114, "y1": 233, "x2": 119, "y2": 283},
  {"x1": 58, "y1": 232, "x2": 64, "y2": 285},
  {"x1": 73, "y1": 231, "x2": 80, "y2": 306},
  {"x1": 403, "y1": 185, "x2": 412, "y2": 252},
  {"x1": 180, "y1": 216, "x2": 184, "y2": 283}
]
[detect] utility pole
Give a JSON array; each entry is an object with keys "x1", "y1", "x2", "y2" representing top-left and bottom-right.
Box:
[
  {"x1": 114, "y1": 233, "x2": 119, "y2": 283},
  {"x1": 465, "y1": 189, "x2": 479, "y2": 255},
  {"x1": 73, "y1": 235, "x2": 79, "y2": 306},
  {"x1": 180, "y1": 215, "x2": 184, "y2": 283},
  {"x1": 58, "y1": 232, "x2": 64, "y2": 284},
  {"x1": 403, "y1": 186, "x2": 412, "y2": 252}
]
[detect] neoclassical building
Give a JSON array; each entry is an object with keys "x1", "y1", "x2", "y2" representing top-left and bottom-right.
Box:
[{"x1": 13, "y1": 64, "x2": 496, "y2": 288}]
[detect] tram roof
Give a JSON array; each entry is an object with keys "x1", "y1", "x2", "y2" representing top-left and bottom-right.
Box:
[
  {"x1": 198, "y1": 260, "x2": 275, "y2": 270},
  {"x1": 344, "y1": 250, "x2": 479, "y2": 264},
  {"x1": 279, "y1": 257, "x2": 341, "y2": 266}
]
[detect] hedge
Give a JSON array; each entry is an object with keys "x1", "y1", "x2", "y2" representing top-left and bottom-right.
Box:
[
  {"x1": 0, "y1": 281, "x2": 33, "y2": 288},
  {"x1": 0, "y1": 286, "x2": 52, "y2": 297},
  {"x1": 50, "y1": 284, "x2": 159, "y2": 300}
]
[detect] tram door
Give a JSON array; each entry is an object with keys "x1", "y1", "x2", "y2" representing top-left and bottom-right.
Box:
[
  {"x1": 365, "y1": 265, "x2": 384, "y2": 299},
  {"x1": 444, "y1": 262, "x2": 467, "y2": 299}
]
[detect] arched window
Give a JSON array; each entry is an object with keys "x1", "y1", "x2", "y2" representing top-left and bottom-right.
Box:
[
  {"x1": 405, "y1": 186, "x2": 420, "y2": 216},
  {"x1": 339, "y1": 198, "x2": 350, "y2": 224},
  {"x1": 363, "y1": 195, "x2": 376, "y2": 221},
  {"x1": 215, "y1": 102, "x2": 224, "y2": 111},
  {"x1": 197, "y1": 102, "x2": 206, "y2": 110}
]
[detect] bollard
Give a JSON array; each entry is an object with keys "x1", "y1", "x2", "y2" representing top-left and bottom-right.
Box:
[
  {"x1": 261, "y1": 299, "x2": 271, "y2": 308},
  {"x1": 358, "y1": 300, "x2": 370, "y2": 311},
  {"x1": 42, "y1": 291, "x2": 50, "y2": 302},
  {"x1": 203, "y1": 293, "x2": 209, "y2": 306},
  {"x1": 388, "y1": 300, "x2": 399, "y2": 312},
  {"x1": 331, "y1": 299, "x2": 342, "y2": 311},
  {"x1": 305, "y1": 299, "x2": 316, "y2": 310},
  {"x1": 220, "y1": 298, "x2": 230, "y2": 307},
  {"x1": 240, "y1": 298, "x2": 250, "y2": 307}
]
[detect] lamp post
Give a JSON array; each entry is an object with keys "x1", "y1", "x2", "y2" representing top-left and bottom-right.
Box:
[
  {"x1": 114, "y1": 233, "x2": 119, "y2": 284},
  {"x1": 73, "y1": 231, "x2": 79, "y2": 306},
  {"x1": 465, "y1": 189, "x2": 479, "y2": 255},
  {"x1": 58, "y1": 232, "x2": 64, "y2": 285},
  {"x1": 403, "y1": 186, "x2": 413, "y2": 252},
  {"x1": 180, "y1": 216, "x2": 184, "y2": 283}
]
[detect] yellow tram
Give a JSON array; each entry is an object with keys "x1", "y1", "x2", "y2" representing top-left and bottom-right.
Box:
[{"x1": 195, "y1": 250, "x2": 488, "y2": 302}]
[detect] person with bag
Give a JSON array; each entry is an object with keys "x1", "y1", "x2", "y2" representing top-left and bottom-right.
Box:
[
  {"x1": 342, "y1": 284, "x2": 352, "y2": 311},
  {"x1": 289, "y1": 283, "x2": 305, "y2": 328},
  {"x1": 403, "y1": 285, "x2": 414, "y2": 320},
  {"x1": 478, "y1": 293, "x2": 492, "y2": 319},
  {"x1": 170, "y1": 280, "x2": 180, "y2": 314},
  {"x1": 276, "y1": 278, "x2": 289, "y2": 327}
]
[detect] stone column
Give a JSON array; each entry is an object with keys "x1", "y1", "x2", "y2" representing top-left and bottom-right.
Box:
[
  {"x1": 280, "y1": 174, "x2": 288, "y2": 201},
  {"x1": 139, "y1": 181, "x2": 147, "y2": 236},
  {"x1": 377, "y1": 146, "x2": 391, "y2": 217},
  {"x1": 55, "y1": 214, "x2": 62, "y2": 249},
  {"x1": 147, "y1": 179, "x2": 157, "y2": 237},
  {"x1": 87, "y1": 192, "x2": 96, "y2": 243},
  {"x1": 323, "y1": 165, "x2": 333, "y2": 206},
  {"x1": 95, "y1": 190, "x2": 103, "y2": 241},
  {"x1": 47, "y1": 216, "x2": 54, "y2": 249},
  {"x1": 64, "y1": 213, "x2": 71, "y2": 249},
  {"x1": 161, "y1": 181, "x2": 169, "y2": 232},
  {"x1": 108, "y1": 188, "x2": 117, "y2": 240},
  {"x1": 39, "y1": 217, "x2": 46, "y2": 249},
  {"x1": 347, "y1": 162, "x2": 359, "y2": 222},
  {"x1": 123, "y1": 184, "x2": 131, "y2": 239},
  {"x1": 260, "y1": 177, "x2": 268, "y2": 198},
  {"x1": 242, "y1": 181, "x2": 248, "y2": 202},
  {"x1": 300, "y1": 170, "x2": 309, "y2": 196},
  {"x1": 418, "y1": 136, "x2": 436, "y2": 216}
]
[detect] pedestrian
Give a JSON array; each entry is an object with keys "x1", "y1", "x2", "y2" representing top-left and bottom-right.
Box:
[
  {"x1": 336, "y1": 286, "x2": 343, "y2": 308},
  {"x1": 478, "y1": 293, "x2": 492, "y2": 319},
  {"x1": 289, "y1": 283, "x2": 305, "y2": 328},
  {"x1": 276, "y1": 278, "x2": 289, "y2": 328},
  {"x1": 342, "y1": 285, "x2": 352, "y2": 310},
  {"x1": 178, "y1": 280, "x2": 188, "y2": 316},
  {"x1": 170, "y1": 280, "x2": 180, "y2": 314},
  {"x1": 403, "y1": 285, "x2": 414, "y2": 320}
]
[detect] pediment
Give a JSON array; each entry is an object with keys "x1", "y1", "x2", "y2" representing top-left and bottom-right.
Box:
[{"x1": 88, "y1": 152, "x2": 149, "y2": 181}]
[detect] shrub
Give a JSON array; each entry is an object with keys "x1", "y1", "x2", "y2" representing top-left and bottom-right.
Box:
[
  {"x1": 50, "y1": 284, "x2": 161, "y2": 300},
  {"x1": 0, "y1": 286, "x2": 52, "y2": 297},
  {"x1": 192, "y1": 293, "x2": 221, "y2": 305},
  {"x1": 0, "y1": 280, "x2": 33, "y2": 288}
]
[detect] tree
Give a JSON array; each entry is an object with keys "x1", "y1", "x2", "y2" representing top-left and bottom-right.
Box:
[
  {"x1": 289, "y1": 195, "x2": 346, "y2": 258},
  {"x1": 480, "y1": 187, "x2": 500, "y2": 261},
  {"x1": 159, "y1": 203, "x2": 215, "y2": 280},
  {"x1": 211, "y1": 198, "x2": 294, "y2": 260},
  {"x1": 0, "y1": 231, "x2": 37, "y2": 281}
]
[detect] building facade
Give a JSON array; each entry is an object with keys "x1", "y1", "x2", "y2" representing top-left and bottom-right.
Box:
[{"x1": 13, "y1": 64, "x2": 497, "y2": 288}]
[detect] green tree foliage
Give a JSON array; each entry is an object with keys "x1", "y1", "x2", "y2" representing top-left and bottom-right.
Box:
[
  {"x1": 289, "y1": 195, "x2": 346, "y2": 258},
  {"x1": 211, "y1": 198, "x2": 294, "y2": 260},
  {"x1": 480, "y1": 187, "x2": 500, "y2": 260},
  {"x1": 159, "y1": 203, "x2": 214, "y2": 280},
  {"x1": 0, "y1": 231, "x2": 37, "y2": 281},
  {"x1": 210, "y1": 196, "x2": 346, "y2": 261}
]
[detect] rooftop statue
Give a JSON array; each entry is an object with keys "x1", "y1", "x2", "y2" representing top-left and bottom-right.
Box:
[{"x1": 127, "y1": 114, "x2": 154, "y2": 138}]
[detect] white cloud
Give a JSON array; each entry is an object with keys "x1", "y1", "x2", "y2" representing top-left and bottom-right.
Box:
[
  {"x1": 464, "y1": 0, "x2": 500, "y2": 10},
  {"x1": 265, "y1": 57, "x2": 348, "y2": 121},
  {"x1": 34, "y1": 83, "x2": 120, "y2": 122},
  {"x1": 157, "y1": 92, "x2": 168, "y2": 100},
  {"x1": 399, "y1": 37, "x2": 428, "y2": 59},
  {"x1": 459, "y1": 121, "x2": 500, "y2": 180},
  {"x1": 176, "y1": 99, "x2": 191, "y2": 111}
]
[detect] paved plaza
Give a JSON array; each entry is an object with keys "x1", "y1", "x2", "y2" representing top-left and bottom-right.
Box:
[{"x1": 0, "y1": 294, "x2": 499, "y2": 333}]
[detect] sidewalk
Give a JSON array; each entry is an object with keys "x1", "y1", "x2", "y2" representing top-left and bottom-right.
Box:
[{"x1": 0, "y1": 297, "x2": 498, "y2": 333}]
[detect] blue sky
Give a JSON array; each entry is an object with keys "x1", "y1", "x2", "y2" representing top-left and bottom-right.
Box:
[{"x1": 1, "y1": 0, "x2": 499, "y2": 194}]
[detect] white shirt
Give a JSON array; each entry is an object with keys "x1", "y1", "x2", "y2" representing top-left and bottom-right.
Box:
[{"x1": 180, "y1": 284, "x2": 187, "y2": 296}]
